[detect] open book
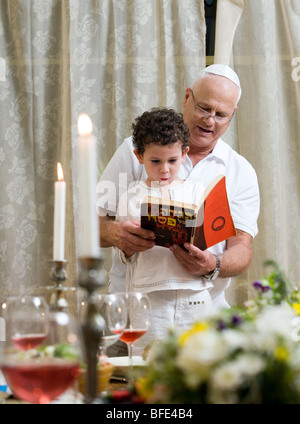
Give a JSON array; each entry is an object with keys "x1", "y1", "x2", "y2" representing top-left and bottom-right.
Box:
[{"x1": 140, "y1": 175, "x2": 236, "y2": 250}]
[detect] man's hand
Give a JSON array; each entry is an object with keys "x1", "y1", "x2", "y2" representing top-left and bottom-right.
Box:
[
  {"x1": 169, "y1": 243, "x2": 216, "y2": 277},
  {"x1": 169, "y1": 229, "x2": 253, "y2": 278},
  {"x1": 99, "y1": 215, "x2": 155, "y2": 257}
]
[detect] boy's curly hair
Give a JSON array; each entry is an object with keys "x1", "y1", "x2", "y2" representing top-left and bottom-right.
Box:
[{"x1": 132, "y1": 108, "x2": 189, "y2": 155}]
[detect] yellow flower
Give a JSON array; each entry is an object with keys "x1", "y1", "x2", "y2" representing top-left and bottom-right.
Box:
[
  {"x1": 292, "y1": 303, "x2": 300, "y2": 315},
  {"x1": 136, "y1": 377, "x2": 153, "y2": 400},
  {"x1": 178, "y1": 322, "x2": 209, "y2": 346},
  {"x1": 274, "y1": 345, "x2": 289, "y2": 362}
]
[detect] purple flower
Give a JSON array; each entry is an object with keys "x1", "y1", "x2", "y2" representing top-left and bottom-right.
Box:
[
  {"x1": 217, "y1": 315, "x2": 243, "y2": 331},
  {"x1": 217, "y1": 320, "x2": 226, "y2": 330},
  {"x1": 253, "y1": 281, "x2": 262, "y2": 289},
  {"x1": 253, "y1": 281, "x2": 271, "y2": 294},
  {"x1": 232, "y1": 315, "x2": 242, "y2": 325}
]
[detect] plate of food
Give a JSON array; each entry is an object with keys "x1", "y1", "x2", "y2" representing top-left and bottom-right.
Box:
[{"x1": 108, "y1": 356, "x2": 146, "y2": 377}]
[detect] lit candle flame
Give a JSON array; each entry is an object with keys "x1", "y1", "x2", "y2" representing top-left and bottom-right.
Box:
[
  {"x1": 77, "y1": 113, "x2": 93, "y2": 136},
  {"x1": 57, "y1": 162, "x2": 64, "y2": 181}
]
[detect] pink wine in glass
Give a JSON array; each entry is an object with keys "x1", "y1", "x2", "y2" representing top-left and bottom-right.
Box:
[
  {"x1": 112, "y1": 328, "x2": 124, "y2": 335},
  {"x1": 11, "y1": 333, "x2": 47, "y2": 350},
  {"x1": 119, "y1": 329, "x2": 146, "y2": 344},
  {"x1": 2, "y1": 360, "x2": 80, "y2": 404}
]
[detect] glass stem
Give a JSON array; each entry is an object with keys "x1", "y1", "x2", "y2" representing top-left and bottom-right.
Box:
[{"x1": 128, "y1": 343, "x2": 134, "y2": 386}]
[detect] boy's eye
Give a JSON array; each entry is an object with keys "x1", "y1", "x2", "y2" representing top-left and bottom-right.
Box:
[{"x1": 150, "y1": 158, "x2": 178, "y2": 164}]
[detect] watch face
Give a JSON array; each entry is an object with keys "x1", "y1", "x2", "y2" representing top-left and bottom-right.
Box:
[
  {"x1": 211, "y1": 255, "x2": 220, "y2": 280},
  {"x1": 203, "y1": 255, "x2": 220, "y2": 281},
  {"x1": 210, "y1": 269, "x2": 219, "y2": 281}
]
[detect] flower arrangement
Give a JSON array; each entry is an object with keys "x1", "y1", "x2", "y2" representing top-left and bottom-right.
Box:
[{"x1": 137, "y1": 261, "x2": 300, "y2": 404}]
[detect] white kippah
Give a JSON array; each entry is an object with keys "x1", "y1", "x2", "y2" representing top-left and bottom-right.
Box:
[{"x1": 202, "y1": 64, "x2": 241, "y2": 89}]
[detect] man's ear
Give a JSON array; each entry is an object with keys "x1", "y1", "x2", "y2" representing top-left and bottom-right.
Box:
[
  {"x1": 182, "y1": 87, "x2": 191, "y2": 108},
  {"x1": 133, "y1": 149, "x2": 144, "y2": 164}
]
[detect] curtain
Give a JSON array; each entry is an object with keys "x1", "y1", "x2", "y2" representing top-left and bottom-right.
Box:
[
  {"x1": 215, "y1": 0, "x2": 300, "y2": 304},
  {"x1": 0, "y1": 0, "x2": 76, "y2": 311},
  {"x1": 0, "y1": 0, "x2": 206, "y2": 319}
]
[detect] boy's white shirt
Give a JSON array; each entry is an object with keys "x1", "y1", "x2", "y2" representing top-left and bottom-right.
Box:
[{"x1": 115, "y1": 179, "x2": 214, "y2": 294}]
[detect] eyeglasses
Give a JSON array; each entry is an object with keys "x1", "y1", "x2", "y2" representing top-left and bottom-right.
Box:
[{"x1": 189, "y1": 88, "x2": 235, "y2": 125}]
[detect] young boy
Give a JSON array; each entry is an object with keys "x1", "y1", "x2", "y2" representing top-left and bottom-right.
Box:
[{"x1": 110, "y1": 108, "x2": 213, "y2": 356}]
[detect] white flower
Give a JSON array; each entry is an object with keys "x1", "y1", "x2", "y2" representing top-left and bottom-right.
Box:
[
  {"x1": 209, "y1": 354, "x2": 265, "y2": 394},
  {"x1": 222, "y1": 329, "x2": 249, "y2": 351},
  {"x1": 250, "y1": 303, "x2": 295, "y2": 352},
  {"x1": 234, "y1": 353, "x2": 265, "y2": 378},
  {"x1": 256, "y1": 303, "x2": 294, "y2": 336},
  {"x1": 176, "y1": 330, "x2": 229, "y2": 388},
  {"x1": 210, "y1": 361, "x2": 243, "y2": 391}
]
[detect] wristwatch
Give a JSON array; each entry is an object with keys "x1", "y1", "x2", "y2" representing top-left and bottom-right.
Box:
[{"x1": 203, "y1": 254, "x2": 221, "y2": 281}]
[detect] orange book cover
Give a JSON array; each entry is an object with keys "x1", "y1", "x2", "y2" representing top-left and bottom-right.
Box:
[
  {"x1": 192, "y1": 175, "x2": 236, "y2": 250},
  {"x1": 141, "y1": 175, "x2": 236, "y2": 250}
]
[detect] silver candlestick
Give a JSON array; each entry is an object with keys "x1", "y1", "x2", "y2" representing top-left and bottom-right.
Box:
[
  {"x1": 78, "y1": 255, "x2": 107, "y2": 404},
  {"x1": 47, "y1": 260, "x2": 75, "y2": 312}
]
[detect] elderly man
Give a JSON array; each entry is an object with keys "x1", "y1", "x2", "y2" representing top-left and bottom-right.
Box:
[{"x1": 97, "y1": 64, "x2": 260, "y2": 310}]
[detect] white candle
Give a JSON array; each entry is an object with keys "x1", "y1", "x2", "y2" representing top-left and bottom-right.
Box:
[
  {"x1": 77, "y1": 113, "x2": 100, "y2": 257},
  {"x1": 53, "y1": 162, "x2": 66, "y2": 261}
]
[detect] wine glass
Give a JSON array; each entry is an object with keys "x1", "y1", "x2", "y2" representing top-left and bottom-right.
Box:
[
  {"x1": 79, "y1": 293, "x2": 127, "y2": 356},
  {"x1": 4, "y1": 296, "x2": 49, "y2": 351},
  {"x1": 0, "y1": 309, "x2": 82, "y2": 404},
  {"x1": 117, "y1": 292, "x2": 151, "y2": 386}
]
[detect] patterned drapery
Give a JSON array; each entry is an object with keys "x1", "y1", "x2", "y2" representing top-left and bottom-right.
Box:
[{"x1": 0, "y1": 0, "x2": 206, "y2": 314}]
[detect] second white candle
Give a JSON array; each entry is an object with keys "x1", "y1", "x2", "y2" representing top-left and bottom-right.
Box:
[{"x1": 77, "y1": 114, "x2": 100, "y2": 258}]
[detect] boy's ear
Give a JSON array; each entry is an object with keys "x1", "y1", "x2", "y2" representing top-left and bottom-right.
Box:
[
  {"x1": 181, "y1": 146, "x2": 189, "y2": 162},
  {"x1": 133, "y1": 149, "x2": 144, "y2": 164}
]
